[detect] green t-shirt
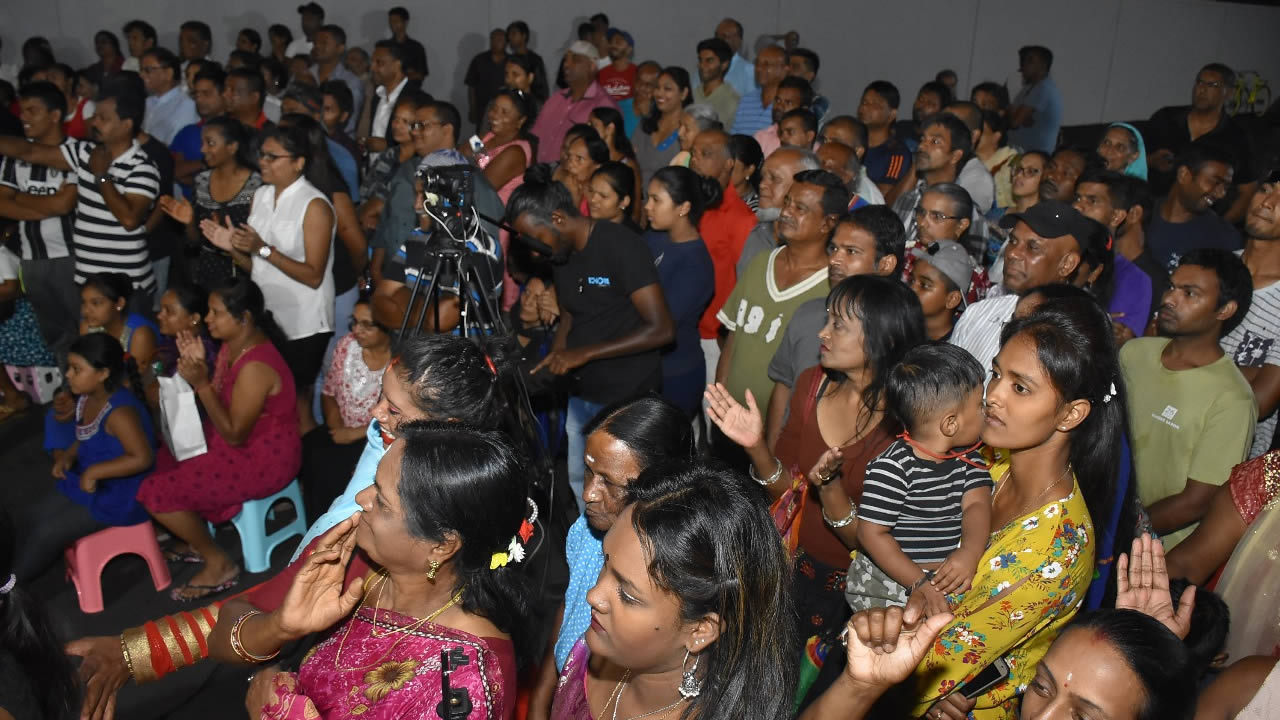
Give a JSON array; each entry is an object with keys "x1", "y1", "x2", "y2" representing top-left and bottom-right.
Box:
[
  {"x1": 716, "y1": 247, "x2": 830, "y2": 408},
  {"x1": 1120, "y1": 337, "x2": 1256, "y2": 547}
]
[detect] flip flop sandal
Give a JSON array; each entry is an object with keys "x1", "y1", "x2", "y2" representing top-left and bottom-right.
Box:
[
  {"x1": 164, "y1": 548, "x2": 203, "y2": 564},
  {"x1": 169, "y1": 571, "x2": 241, "y2": 602}
]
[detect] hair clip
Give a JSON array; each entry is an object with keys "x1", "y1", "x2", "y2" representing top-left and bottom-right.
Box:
[
  {"x1": 484, "y1": 354, "x2": 497, "y2": 376},
  {"x1": 1102, "y1": 381, "x2": 1117, "y2": 404},
  {"x1": 0, "y1": 573, "x2": 14, "y2": 595}
]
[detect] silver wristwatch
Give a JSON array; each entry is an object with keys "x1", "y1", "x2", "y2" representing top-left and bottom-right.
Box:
[{"x1": 257, "y1": 244, "x2": 273, "y2": 260}]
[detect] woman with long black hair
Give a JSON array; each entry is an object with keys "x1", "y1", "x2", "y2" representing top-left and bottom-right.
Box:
[
  {"x1": 631, "y1": 66, "x2": 690, "y2": 183},
  {"x1": 0, "y1": 510, "x2": 80, "y2": 719}
]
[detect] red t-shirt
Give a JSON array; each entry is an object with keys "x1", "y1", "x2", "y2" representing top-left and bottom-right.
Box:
[
  {"x1": 597, "y1": 63, "x2": 637, "y2": 101},
  {"x1": 697, "y1": 184, "x2": 758, "y2": 339}
]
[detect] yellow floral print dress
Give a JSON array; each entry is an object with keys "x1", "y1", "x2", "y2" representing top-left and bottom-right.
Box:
[{"x1": 910, "y1": 456, "x2": 1095, "y2": 719}]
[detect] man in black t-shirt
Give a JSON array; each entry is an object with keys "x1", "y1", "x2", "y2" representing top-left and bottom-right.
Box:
[
  {"x1": 506, "y1": 170, "x2": 674, "y2": 514},
  {"x1": 1146, "y1": 63, "x2": 1256, "y2": 222}
]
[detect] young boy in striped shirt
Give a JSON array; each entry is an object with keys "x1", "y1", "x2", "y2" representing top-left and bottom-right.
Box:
[{"x1": 847, "y1": 342, "x2": 992, "y2": 616}]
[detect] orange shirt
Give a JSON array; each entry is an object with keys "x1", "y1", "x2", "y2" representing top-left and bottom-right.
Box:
[{"x1": 697, "y1": 184, "x2": 757, "y2": 339}]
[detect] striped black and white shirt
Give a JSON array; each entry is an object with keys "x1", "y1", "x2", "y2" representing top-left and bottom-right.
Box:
[
  {"x1": 59, "y1": 139, "x2": 159, "y2": 291},
  {"x1": 0, "y1": 137, "x2": 77, "y2": 260},
  {"x1": 1221, "y1": 258, "x2": 1280, "y2": 459},
  {"x1": 857, "y1": 439, "x2": 994, "y2": 564},
  {"x1": 950, "y1": 293, "x2": 1019, "y2": 377}
]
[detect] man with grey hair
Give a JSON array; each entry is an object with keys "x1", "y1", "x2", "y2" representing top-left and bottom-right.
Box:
[{"x1": 736, "y1": 146, "x2": 820, "y2": 276}]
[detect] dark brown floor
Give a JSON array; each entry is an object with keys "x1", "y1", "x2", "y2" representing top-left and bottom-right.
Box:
[{"x1": 2, "y1": 404, "x2": 299, "y2": 720}]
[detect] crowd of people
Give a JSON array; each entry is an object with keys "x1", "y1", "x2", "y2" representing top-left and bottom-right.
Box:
[{"x1": 1, "y1": 5, "x2": 1280, "y2": 720}]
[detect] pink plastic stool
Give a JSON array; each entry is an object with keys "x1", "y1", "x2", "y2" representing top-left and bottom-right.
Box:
[{"x1": 64, "y1": 522, "x2": 172, "y2": 613}]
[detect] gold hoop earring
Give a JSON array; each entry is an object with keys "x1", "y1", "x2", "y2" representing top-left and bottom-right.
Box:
[{"x1": 426, "y1": 560, "x2": 440, "y2": 580}]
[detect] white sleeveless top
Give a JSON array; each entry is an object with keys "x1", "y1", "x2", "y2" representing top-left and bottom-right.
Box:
[{"x1": 247, "y1": 177, "x2": 335, "y2": 340}]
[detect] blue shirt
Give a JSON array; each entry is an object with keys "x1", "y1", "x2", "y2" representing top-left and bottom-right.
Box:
[
  {"x1": 1009, "y1": 74, "x2": 1063, "y2": 154},
  {"x1": 57, "y1": 388, "x2": 156, "y2": 526},
  {"x1": 554, "y1": 515, "x2": 605, "y2": 670},
  {"x1": 724, "y1": 54, "x2": 757, "y2": 97},
  {"x1": 144, "y1": 85, "x2": 200, "y2": 146},
  {"x1": 731, "y1": 87, "x2": 772, "y2": 136},
  {"x1": 646, "y1": 231, "x2": 714, "y2": 377},
  {"x1": 863, "y1": 137, "x2": 913, "y2": 187},
  {"x1": 169, "y1": 122, "x2": 204, "y2": 199},
  {"x1": 323, "y1": 62, "x2": 366, "y2": 135},
  {"x1": 292, "y1": 420, "x2": 386, "y2": 561},
  {"x1": 326, "y1": 137, "x2": 360, "y2": 198}
]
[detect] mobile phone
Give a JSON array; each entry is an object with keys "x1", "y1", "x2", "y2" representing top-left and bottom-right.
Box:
[
  {"x1": 468, "y1": 135, "x2": 486, "y2": 154},
  {"x1": 956, "y1": 656, "x2": 1010, "y2": 699}
]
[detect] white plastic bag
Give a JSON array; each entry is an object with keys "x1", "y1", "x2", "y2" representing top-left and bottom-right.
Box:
[{"x1": 157, "y1": 375, "x2": 207, "y2": 461}]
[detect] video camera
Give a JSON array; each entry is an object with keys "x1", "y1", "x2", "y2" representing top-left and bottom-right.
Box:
[{"x1": 415, "y1": 164, "x2": 477, "y2": 241}]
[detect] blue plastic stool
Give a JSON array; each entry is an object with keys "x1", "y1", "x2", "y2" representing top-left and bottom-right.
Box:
[{"x1": 212, "y1": 479, "x2": 308, "y2": 573}]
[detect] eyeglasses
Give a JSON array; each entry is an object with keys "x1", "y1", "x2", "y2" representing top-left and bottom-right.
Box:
[
  {"x1": 259, "y1": 152, "x2": 296, "y2": 163},
  {"x1": 410, "y1": 120, "x2": 443, "y2": 131},
  {"x1": 913, "y1": 205, "x2": 961, "y2": 222},
  {"x1": 349, "y1": 318, "x2": 385, "y2": 332},
  {"x1": 1195, "y1": 78, "x2": 1225, "y2": 89}
]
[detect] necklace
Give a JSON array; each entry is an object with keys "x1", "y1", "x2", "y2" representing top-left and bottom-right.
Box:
[
  {"x1": 333, "y1": 570, "x2": 466, "y2": 671},
  {"x1": 605, "y1": 669, "x2": 687, "y2": 720},
  {"x1": 993, "y1": 463, "x2": 1073, "y2": 523}
]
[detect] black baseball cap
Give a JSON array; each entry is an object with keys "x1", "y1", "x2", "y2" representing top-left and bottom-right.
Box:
[
  {"x1": 998, "y1": 199, "x2": 1094, "y2": 244},
  {"x1": 297, "y1": 2, "x2": 325, "y2": 18}
]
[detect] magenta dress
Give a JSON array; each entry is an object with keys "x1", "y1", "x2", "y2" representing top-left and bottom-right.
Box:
[
  {"x1": 261, "y1": 606, "x2": 517, "y2": 719},
  {"x1": 478, "y1": 134, "x2": 531, "y2": 310},
  {"x1": 138, "y1": 343, "x2": 301, "y2": 523},
  {"x1": 549, "y1": 639, "x2": 594, "y2": 720}
]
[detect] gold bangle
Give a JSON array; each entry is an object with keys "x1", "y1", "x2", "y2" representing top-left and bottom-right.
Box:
[
  {"x1": 229, "y1": 610, "x2": 280, "y2": 664},
  {"x1": 119, "y1": 633, "x2": 136, "y2": 680}
]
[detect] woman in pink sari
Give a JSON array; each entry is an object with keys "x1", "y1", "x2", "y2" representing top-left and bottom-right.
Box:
[{"x1": 208, "y1": 421, "x2": 539, "y2": 719}]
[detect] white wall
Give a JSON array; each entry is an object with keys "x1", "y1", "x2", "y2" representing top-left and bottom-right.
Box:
[{"x1": 3, "y1": 0, "x2": 1277, "y2": 127}]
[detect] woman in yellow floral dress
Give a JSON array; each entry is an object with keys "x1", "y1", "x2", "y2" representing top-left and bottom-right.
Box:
[{"x1": 909, "y1": 298, "x2": 1128, "y2": 720}]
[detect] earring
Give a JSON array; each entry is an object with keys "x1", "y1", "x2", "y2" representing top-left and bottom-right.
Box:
[
  {"x1": 678, "y1": 649, "x2": 702, "y2": 699},
  {"x1": 426, "y1": 560, "x2": 440, "y2": 580}
]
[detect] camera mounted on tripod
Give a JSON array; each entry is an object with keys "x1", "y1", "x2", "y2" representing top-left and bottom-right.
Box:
[{"x1": 416, "y1": 164, "x2": 477, "y2": 241}]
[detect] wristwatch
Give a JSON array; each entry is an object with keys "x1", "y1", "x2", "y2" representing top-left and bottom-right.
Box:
[{"x1": 257, "y1": 244, "x2": 273, "y2": 260}]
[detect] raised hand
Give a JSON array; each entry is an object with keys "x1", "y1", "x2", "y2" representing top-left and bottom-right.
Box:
[
  {"x1": 807, "y1": 446, "x2": 844, "y2": 487},
  {"x1": 273, "y1": 513, "x2": 364, "y2": 638},
  {"x1": 1115, "y1": 533, "x2": 1196, "y2": 639},
  {"x1": 158, "y1": 195, "x2": 194, "y2": 225},
  {"x1": 200, "y1": 216, "x2": 236, "y2": 252},
  {"x1": 230, "y1": 224, "x2": 265, "y2": 255},
  {"x1": 703, "y1": 383, "x2": 764, "y2": 450},
  {"x1": 176, "y1": 330, "x2": 206, "y2": 364},
  {"x1": 844, "y1": 602, "x2": 954, "y2": 690}
]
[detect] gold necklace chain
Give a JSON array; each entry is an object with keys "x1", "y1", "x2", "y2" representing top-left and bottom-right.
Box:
[
  {"x1": 333, "y1": 571, "x2": 466, "y2": 671},
  {"x1": 993, "y1": 464, "x2": 1073, "y2": 523},
  {"x1": 604, "y1": 668, "x2": 688, "y2": 720}
]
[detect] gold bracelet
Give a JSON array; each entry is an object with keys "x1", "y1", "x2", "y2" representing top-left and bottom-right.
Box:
[
  {"x1": 229, "y1": 610, "x2": 280, "y2": 664},
  {"x1": 119, "y1": 633, "x2": 136, "y2": 680}
]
